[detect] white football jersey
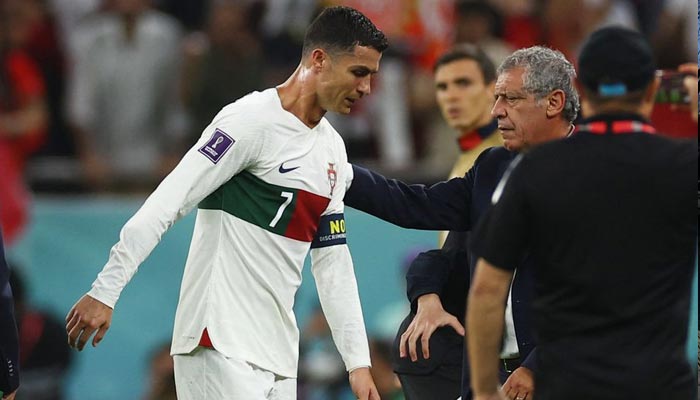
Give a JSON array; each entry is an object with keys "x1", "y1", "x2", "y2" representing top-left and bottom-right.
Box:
[{"x1": 88, "y1": 89, "x2": 371, "y2": 378}]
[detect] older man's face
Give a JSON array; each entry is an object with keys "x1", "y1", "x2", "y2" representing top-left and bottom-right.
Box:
[{"x1": 491, "y1": 67, "x2": 551, "y2": 152}]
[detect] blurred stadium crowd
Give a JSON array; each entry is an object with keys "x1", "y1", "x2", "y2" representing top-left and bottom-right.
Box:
[
  {"x1": 0, "y1": 0, "x2": 697, "y2": 399},
  {"x1": 1, "y1": 0, "x2": 697, "y2": 246}
]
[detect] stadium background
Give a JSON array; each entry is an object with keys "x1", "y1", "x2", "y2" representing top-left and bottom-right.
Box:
[{"x1": 1, "y1": 0, "x2": 697, "y2": 398}]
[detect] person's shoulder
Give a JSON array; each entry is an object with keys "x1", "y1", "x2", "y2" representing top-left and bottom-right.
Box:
[
  {"x1": 645, "y1": 134, "x2": 697, "y2": 164},
  {"x1": 211, "y1": 89, "x2": 276, "y2": 132},
  {"x1": 219, "y1": 89, "x2": 275, "y2": 116},
  {"x1": 474, "y1": 146, "x2": 513, "y2": 165}
]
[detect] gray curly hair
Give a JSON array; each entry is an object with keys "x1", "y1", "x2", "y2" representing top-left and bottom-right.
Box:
[{"x1": 497, "y1": 46, "x2": 580, "y2": 122}]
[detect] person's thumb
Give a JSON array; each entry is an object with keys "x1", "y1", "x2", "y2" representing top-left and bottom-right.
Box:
[{"x1": 448, "y1": 316, "x2": 465, "y2": 336}]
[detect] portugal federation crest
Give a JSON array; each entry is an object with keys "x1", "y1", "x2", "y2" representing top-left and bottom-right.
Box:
[{"x1": 327, "y1": 163, "x2": 337, "y2": 196}]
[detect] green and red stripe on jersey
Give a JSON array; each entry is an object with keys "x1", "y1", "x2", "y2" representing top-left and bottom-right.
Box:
[{"x1": 198, "y1": 171, "x2": 330, "y2": 242}]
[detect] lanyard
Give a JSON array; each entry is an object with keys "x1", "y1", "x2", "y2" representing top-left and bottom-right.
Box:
[{"x1": 576, "y1": 120, "x2": 656, "y2": 135}]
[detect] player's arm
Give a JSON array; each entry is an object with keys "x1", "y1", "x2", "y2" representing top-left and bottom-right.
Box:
[
  {"x1": 0, "y1": 233, "x2": 19, "y2": 397},
  {"x1": 309, "y1": 226, "x2": 378, "y2": 400},
  {"x1": 66, "y1": 114, "x2": 264, "y2": 351},
  {"x1": 344, "y1": 164, "x2": 473, "y2": 230}
]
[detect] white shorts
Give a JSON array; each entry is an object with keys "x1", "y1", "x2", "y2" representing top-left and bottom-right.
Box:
[{"x1": 173, "y1": 348, "x2": 296, "y2": 400}]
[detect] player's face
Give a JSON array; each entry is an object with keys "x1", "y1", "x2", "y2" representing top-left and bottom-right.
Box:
[
  {"x1": 491, "y1": 67, "x2": 549, "y2": 152},
  {"x1": 435, "y1": 59, "x2": 494, "y2": 132},
  {"x1": 317, "y1": 45, "x2": 381, "y2": 114}
]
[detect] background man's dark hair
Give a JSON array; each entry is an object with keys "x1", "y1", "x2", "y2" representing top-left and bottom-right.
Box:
[
  {"x1": 433, "y1": 43, "x2": 497, "y2": 84},
  {"x1": 302, "y1": 6, "x2": 388, "y2": 57}
]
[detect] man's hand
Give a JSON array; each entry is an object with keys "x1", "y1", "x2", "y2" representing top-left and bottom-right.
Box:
[
  {"x1": 348, "y1": 367, "x2": 380, "y2": 400},
  {"x1": 65, "y1": 294, "x2": 113, "y2": 351},
  {"x1": 2, "y1": 389, "x2": 17, "y2": 399},
  {"x1": 399, "y1": 293, "x2": 465, "y2": 361},
  {"x1": 502, "y1": 366, "x2": 534, "y2": 400}
]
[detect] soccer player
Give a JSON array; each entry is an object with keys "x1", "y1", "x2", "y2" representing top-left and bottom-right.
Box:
[{"x1": 65, "y1": 6, "x2": 387, "y2": 400}]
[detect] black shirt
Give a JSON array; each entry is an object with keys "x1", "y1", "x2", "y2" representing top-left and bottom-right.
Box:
[{"x1": 472, "y1": 114, "x2": 697, "y2": 400}]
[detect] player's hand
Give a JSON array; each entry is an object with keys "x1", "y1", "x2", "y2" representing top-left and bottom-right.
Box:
[
  {"x1": 66, "y1": 294, "x2": 113, "y2": 351},
  {"x1": 399, "y1": 293, "x2": 465, "y2": 361},
  {"x1": 502, "y1": 366, "x2": 534, "y2": 400},
  {"x1": 349, "y1": 367, "x2": 380, "y2": 400},
  {"x1": 2, "y1": 389, "x2": 17, "y2": 400}
]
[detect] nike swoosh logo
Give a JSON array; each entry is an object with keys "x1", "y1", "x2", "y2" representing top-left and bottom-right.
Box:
[{"x1": 278, "y1": 163, "x2": 300, "y2": 174}]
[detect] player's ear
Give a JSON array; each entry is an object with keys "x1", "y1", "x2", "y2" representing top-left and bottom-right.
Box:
[{"x1": 311, "y1": 49, "x2": 327, "y2": 72}]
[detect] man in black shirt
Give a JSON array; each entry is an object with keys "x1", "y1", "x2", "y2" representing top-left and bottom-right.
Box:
[{"x1": 467, "y1": 27, "x2": 697, "y2": 400}]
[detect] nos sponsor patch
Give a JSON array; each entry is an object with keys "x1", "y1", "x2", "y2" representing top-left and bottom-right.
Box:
[
  {"x1": 310, "y1": 213, "x2": 347, "y2": 248},
  {"x1": 199, "y1": 128, "x2": 234, "y2": 164}
]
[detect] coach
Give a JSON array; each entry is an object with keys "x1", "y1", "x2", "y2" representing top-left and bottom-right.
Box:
[{"x1": 468, "y1": 26, "x2": 697, "y2": 400}]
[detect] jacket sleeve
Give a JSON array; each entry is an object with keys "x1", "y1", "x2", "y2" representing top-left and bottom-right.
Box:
[
  {"x1": 0, "y1": 233, "x2": 19, "y2": 394},
  {"x1": 344, "y1": 165, "x2": 473, "y2": 231},
  {"x1": 405, "y1": 249, "x2": 452, "y2": 312},
  {"x1": 521, "y1": 347, "x2": 537, "y2": 371}
]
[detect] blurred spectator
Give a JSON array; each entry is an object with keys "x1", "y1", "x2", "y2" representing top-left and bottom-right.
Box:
[
  {"x1": 48, "y1": 0, "x2": 102, "y2": 46},
  {"x1": 5, "y1": 0, "x2": 81, "y2": 193},
  {"x1": 0, "y1": 2, "x2": 48, "y2": 245},
  {"x1": 488, "y1": 0, "x2": 541, "y2": 49},
  {"x1": 9, "y1": 268, "x2": 72, "y2": 400},
  {"x1": 652, "y1": 0, "x2": 696, "y2": 68},
  {"x1": 152, "y1": 0, "x2": 208, "y2": 30},
  {"x1": 142, "y1": 342, "x2": 176, "y2": 400},
  {"x1": 67, "y1": 0, "x2": 187, "y2": 192},
  {"x1": 542, "y1": 0, "x2": 639, "y2": 62},
  {"x1": 181, "y1": 0, "x2": 265, "y2": 145},
  {"x1": 5, "y1": 0, "x2": 70, "y2": 156},
  {"x1": 454, "y1": 1, "x2": 513, "y2": 66}
]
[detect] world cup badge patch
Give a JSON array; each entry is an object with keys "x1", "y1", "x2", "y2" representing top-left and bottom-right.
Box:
[
  {"x1": 327, "y1": 163, "x2": 337, "y2": 196},
  {"x1": 198, "y1": 128, "x2": 234, "y2": 164}
]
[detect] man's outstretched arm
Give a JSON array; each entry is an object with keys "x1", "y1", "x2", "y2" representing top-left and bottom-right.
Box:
[{"x1": 344, "y1": 164, "x2": 473, "y2": 231}]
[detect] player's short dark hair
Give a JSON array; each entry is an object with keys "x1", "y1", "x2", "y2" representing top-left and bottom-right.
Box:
[
  {"x1": 302, "y1": 6, "x2": 388, "y2": 57},
  {"x1": 433, "y1": 43, "x2": 496, "y2": 84}
]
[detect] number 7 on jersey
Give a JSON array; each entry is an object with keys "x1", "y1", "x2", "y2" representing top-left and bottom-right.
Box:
[{"x1": 269, "y1": 192, "x2": 294, "y2": 228}]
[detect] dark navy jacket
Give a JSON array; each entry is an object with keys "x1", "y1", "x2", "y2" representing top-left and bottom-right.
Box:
[
  {"x1": 344, "y1": 146, "x2": 536, "y2": 398},
  {"x1": 0, "y1": 232, "x2": 19, "y2": 394}
]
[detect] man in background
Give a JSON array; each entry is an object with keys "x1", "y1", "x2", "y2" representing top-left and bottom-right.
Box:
[
  {"x1": 468, "y1": 26, "x2": 697, "y2": 400},
  {"x1": 390, "y1": 44, "x2": 500, "y2": 400}
]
